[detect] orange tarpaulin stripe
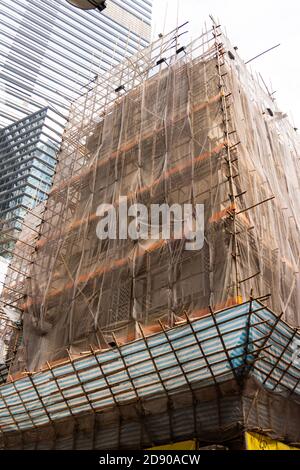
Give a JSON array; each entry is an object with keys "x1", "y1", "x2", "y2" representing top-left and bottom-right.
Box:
[
  {"x1": 209, "y1": 203, "x2": 236, "y2": 223},
  {"x1": 19, "y1": 200, "x2": 236, "y2": 312},
  {"x1": 20, "y1": 239, "x2": 167, "y2": 310},
  {"x1": 36, "y1": 141, "x2": 226, "y2": 249},
  {"x1": 19, "y1": 229, "x2": 238, "y2": 313},
  {"x1": 13, "y1": 200, "x2": 235, "y2": 309},
  {"x1": 50, "y1": 92, "x2": 222, "y2": 196},
  {"x1": 119, "y1": 296, "x2": 243, "y2": 344}
]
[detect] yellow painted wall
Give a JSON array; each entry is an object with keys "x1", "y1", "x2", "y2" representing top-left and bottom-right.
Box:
[
  {"x1": 246, "y1": 432, "x2": 299, "y2": 450},
  {"x1": 148, "y1": 440, "x2": 197, "y2": 450}
]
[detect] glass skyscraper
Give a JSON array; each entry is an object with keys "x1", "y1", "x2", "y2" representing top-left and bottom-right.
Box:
[
  {"x1": 0, "y1": 0, "x2": 152, "y2": 255},
  {"x1": 0, "y1": 0, "x2": 152, "y2": 128},
  {"x1": 0, "y1": 108, "x2": 59, "y2": 255}
]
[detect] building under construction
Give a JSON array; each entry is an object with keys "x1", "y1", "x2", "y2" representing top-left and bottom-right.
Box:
[{"x1": 0, "y1": 21, "x2": 299, "y2": 450}]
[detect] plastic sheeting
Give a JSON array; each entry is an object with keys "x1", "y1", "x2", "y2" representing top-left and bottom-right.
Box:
[
  {"x1": 2, "y1": 23, "x2": 299, "y2": 373},
  {"x1": 0, "y1": 300, "x2": 299, "y2": 449}
]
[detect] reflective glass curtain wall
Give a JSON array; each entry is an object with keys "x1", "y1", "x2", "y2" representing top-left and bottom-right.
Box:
[
  {"x1": 0, "y1": 0, "x2": 152, "y2": 128},
  {"x1": 0, "y1": 108, "x2": 59, "y2": 255},
  {"x1": 0, "y1": 0, "x2": 152, "y2": 255}
]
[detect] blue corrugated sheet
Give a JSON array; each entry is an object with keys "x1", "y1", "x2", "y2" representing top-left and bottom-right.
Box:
[{"x1": 0, "y1": 301, "x2": 299, "y2": 433}]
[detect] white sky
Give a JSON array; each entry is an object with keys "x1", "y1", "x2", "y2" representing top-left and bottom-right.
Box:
[{"x1": 152, "y1": 0, "x2": 300, "y2": 126}]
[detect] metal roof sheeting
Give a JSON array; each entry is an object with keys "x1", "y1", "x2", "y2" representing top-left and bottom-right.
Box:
[{"x1": 0, "y1": 300, "x2": 299, "y2": 435}]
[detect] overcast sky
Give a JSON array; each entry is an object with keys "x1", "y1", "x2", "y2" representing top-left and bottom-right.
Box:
[{"x1": 152, "y1": 0, "x2": 300, "y2": 126}]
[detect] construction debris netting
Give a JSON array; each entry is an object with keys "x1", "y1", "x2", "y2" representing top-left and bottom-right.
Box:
[
  {"x1": 0, "y1": 306, "x2": 21, "y2": 383},
  {"x1": 2, "y1": 23, "x2": 299, "y2": 373}
]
